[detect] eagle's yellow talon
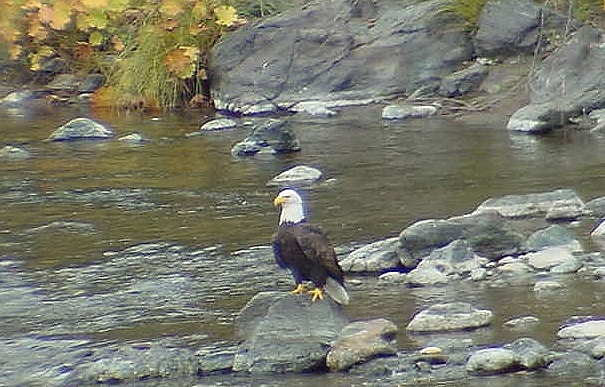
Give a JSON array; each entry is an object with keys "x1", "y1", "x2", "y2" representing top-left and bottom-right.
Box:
[
  {"x1": 290, "y1": 284, "x2": 306, "y2": 295},
  {"x1": 308, "y1": 287, "x2": 324, "y2": 302}
]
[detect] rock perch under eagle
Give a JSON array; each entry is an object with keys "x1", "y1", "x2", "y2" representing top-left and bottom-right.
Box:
[{"x1": 271, "y1": 189, "x2": 349, "y2": 305}]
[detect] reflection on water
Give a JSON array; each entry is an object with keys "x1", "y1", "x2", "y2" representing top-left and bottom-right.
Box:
[{"x1": 2, "y1": 105, "x2": 605, "y2": 386}]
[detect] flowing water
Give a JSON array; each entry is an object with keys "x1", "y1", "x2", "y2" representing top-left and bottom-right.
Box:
[{"x1": 2, "y1": 103, "x2": 605, "y2": 386}]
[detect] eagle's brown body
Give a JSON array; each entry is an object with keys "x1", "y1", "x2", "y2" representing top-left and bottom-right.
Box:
[{"x1": 272, "y1": 221, "x2": 344, "y2": 289}]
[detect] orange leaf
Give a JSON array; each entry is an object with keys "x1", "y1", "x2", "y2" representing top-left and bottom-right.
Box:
[{"x1": 164, "y1": 46, "x2": 199, "y2": 79}]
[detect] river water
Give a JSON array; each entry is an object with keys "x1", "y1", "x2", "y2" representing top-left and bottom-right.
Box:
[{"x1": 2, "y1": 103, "x2": 605, "y2": 386}]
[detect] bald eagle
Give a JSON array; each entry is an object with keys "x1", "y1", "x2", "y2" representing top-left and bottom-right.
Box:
[{"x1": 271, "y1": 189, "x2": 349, "y2": 305}]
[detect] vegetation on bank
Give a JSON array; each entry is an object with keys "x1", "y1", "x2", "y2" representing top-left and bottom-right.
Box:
[
  {"x1": 0, "y1": 0, "x2": 603, "y2": 109},
  {"x1": 0, "y1": 0, "x2": 287, "y2": 109}
]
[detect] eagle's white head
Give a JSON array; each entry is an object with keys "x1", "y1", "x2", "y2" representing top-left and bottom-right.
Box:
[{"x1": 273, "y1": 189, "x2": 305, "y2": 225}]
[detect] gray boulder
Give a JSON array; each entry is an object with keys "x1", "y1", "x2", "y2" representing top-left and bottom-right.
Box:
[
  {"x1": 406, "y1": 302, "x2": 493, "y2": 332},
  {"x1": 524, "y1": 224, "x2": 582, "y2": 252},
  {"x1": 465, "y1": 348, "x2": 520, "y2": 375},
  {"x1": 0, "y1": 90, "x2": 34, "y2": 107},
  {"x1": 340, "y1": 237, "x2": 401, "y2": 273},
  {"x1": 547, "y1": 351, "x2": 603, "y2": 379},
  {"x1": 504, "y1": 337, "x2": 551, "y2": 369},
  {"x1": 326, "y1": 318, "x2": 398, "y2": 371},
  {"x1": 233, "y1": 292, "x2": 348, "y2": 373},
  {"x1": 475, "y1": 0, "x2": 574, "y2": 56},
  {"x1": 583, "y1": 196, "x2": 605, "y2": 218},
  {"x1": 209, "y1": 0, "x2": 473, "y2": 115},
  {"x1": 47, "y1": 118, "x2": 114, "y2": 141},
  {"x1": 200, "y1": 118, "x2": 238, "y2": 131},
  {"x1": 558, "y1": 320, "x2": 605, "y2": 340},
  {"x1": 381, "y1": 104, "x2": 438, "y2": 120},
  {"x1": 267, "y1": 165, "x2": 323, "y2": 187},
  {"x1": 0, "y1": 145, "x2": 31, "y2": 160},
  {"x1": 507, "y1": 26, "x2": 605, "y2": 133},
  {"x1": 231, "y1": 119, "x2": 300, "y2": 156},
  {"x1": 474, "y1": 188, "x2": 584, "y2": 220},
  {"x1": 438, "y1": 63, "x2": 489, "y2": 97},
  {"x1": 407, "y1": 240, "x2": 483, "y2": 284},
  {"x1": 399, "y1": 219, "x2": 464, "y2": 260}
]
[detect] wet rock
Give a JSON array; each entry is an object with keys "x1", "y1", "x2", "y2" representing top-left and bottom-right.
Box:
[
  {"x1": 209, "y1": 0, "x2": 473, "y2": 115},
  {"x1": 381, "y1": 104, "x2": 438, "y2": 120},
  {"x1": 503, "y1": 316, "x2": 541, "y2": 330},
  {"x1": 405, "y1": 266, "x2": 448, "y2": 286},
  {"x1": 399, "y1": 219, "x2": 464, "y2": 260},
  {"x1": 454, "y1": 210, "x2": 525, "y2": 260},
  {"x1": 326, "y1": 318, "x2": 398, "y2": 371},
  {"x1": 200, "y1": 118, "x2": 238, "y2": 131},
  {"x1": 416, "y1": 239, "x2": 483, "y2": 277},
  {"x1": 524, "y1": 224, "x2": 582, "y2": 252},
  {"x1": 235, "y1": 291, "x2": 285, "y2": 341},
  {"x1": 231, "y1": 119, "x2": 300, "y2": 156},
  {"x1": 71, "y1": 343, "x2": 200, "y2": 383},
  {"x1": 0, "y1": 90, "x2": 34, "y2": 106},
  {"x1": 466, "y1": 348, "x2": 520, "y2": 375},
  {"x1": 118, "y1": 132, "x2": 150, "y2": 144},
  {"x1": 46, "y1": 74, "x2": 79, "y2": 91},
  {"x1": 291, "y1": 101, "x2": 338, "y2": 116},
  {"x1": 505, "y1": 337, "x2": 551, "y2": 369},
  {"x1": 232, "y1": 293, "x2": 348, "y2": 373},
  {"x1": 267, "y1": 165, "x2": 323, "y2": 187},
  {"x1": 47, "y1": 118, "x2": 114, "y2": 141},
  {"x1": 507, "y1": 26, "x2": 605, "y2": 134},
  {"x1": 439, "y1": 63, "x2": 488, "y2": 97},
  {"x1": 547, "y1": 351, "x2": 604, "y2": 379},
  {"x1": 0, "y1": 145, "x2": 31, "y2": 160},
  {"x1": 340, "y1": 237, "x2": 401, "y2": 273},
  {"x1": 196, "y1": 344, "x2": 238, "y2": 375},
  {"x1": 590, "y1": 221, "x2": 605, "y2": 250},
  {"x1": 558, "y1": 320, "x2": 605, "y2": 340},
  {"x1": 524, "y1": 246, "x2": 577, "y2": 271},
  {"x1": 474, "y1": 188, "x2": 584, "y2": 220},
  {"x1": 78, "y1": 73, "x2": 105, "y2": 93},
  {"x1": 584, "y1": 196, "x2": 605, "y2": 217},
  {"x1": 533, "y1": 280, "x2": 564, "y2": 294},
  {"x1": 406, "y1": 302, "x2": 493, "y2": 332}
]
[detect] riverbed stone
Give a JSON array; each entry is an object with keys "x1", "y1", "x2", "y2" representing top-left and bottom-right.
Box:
[
  {"x1": 209, "y1": 0, "x2": 473, "y2": 114},
  {"x1": 406, "y1": 302, "x2": 493, "y2": 332},
  {"x1": 524, "y1": 246, "x2": 576, "y2": 271},
  {"x1": 399, "y1": 219, "x2": 464, "y2": 260},
  {"x1": 200, "y1": 118, "x2": 238, "y2": 131},
  {"x1": 558, "y1": 320, "x2": 605, "y2": 340},
  {"x1": 524, "y1": 224, "x2": 582, "y2": 252},
  {"x1": 47, "y1": 118, "x2": 114, "y2": 141},
  {"x1": 503, "y1": 316, "x2": 540, "y2": 330},
  {"x1": 231, "y1": 119, "x2": 300, "y2": 156},
  {"x1": 505, "y1": 338, "x2": 550, "y2": 370},
  {"x1": 474, "y1": 188, "x2": 584, "y2": 220},
  {"x1": 547, "y1": 351, "x2": 604, "y2": 379},
  {"x1": 267, "y1": 165, "x2": 323, "y2": 187},
  {"x1": 466, "y1": 348, "x2": 520, "y2": 375},
  {"x1": 340, "y1": 237, "x2": 401, "y2": 273},
  {"x1": 381, "y1": 104, "x2": 438, "y2": 120},
  {"x1": 326, "y1": 318, "x2": 398, "y2": 371},
  {"x1": 590, "y1": 221, "x2": 605, "y2": 250},
  {"x1": 584, "y1": 196, "x2": 605, "y2": 218},
  {"x1": 0, "y1": 145, "x2": 31, "y2": 160},
  {"x1": 232, "y1": 292, "x2": 348, "y2": 373},
  {"x1": 0, "y1": 90, "x2": 34, "y2": 106},
  {"x1": 439, "y1": 63, "x2": 488, "y2": 97}
]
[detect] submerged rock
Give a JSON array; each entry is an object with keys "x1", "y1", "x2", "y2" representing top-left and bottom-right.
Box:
[
  {"x1": 0, "y1": 145, "x2": 31, "y2": 160},
  {"x1": 466, "y1": 348, "x2": 520, "y2": 375},
  {"x1": 267, "y1": 165, "x2": 323, "y2": 187},
  {"x1": 406, "y1": 302, "x2": 493, "y2": 332},
  {"x1": 47, "y1": 118, "x2": 114, "y2": 141},
  {"x1": 231, "y1": 119, "x2": 300, "y2": 156},
  {"x1": 232, "y1": 292, "x2": 348, "y2": 373},
  {"x1": 381, "y1": 104, "x2": 438, "y2": 120},
  {"x1": 200, "y1": 118, "x2": 238, "y2": 131}
]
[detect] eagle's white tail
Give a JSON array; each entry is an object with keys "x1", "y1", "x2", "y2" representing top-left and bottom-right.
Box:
[{"x1": 325, "y1": 277, "x2": 350, "y2": 305}]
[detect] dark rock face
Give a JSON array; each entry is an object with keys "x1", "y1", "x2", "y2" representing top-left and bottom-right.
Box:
[
  {"x1": 508, "y1": 26, "x2": 605, "y2": 133},
  {"x1": 233, "y1": 292, "x2": 348, "y2": 373},
  {"x1": 209, "y1": 0, "x2": 473, "y2": 115}
]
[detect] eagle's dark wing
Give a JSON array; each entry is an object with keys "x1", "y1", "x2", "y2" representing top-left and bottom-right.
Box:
[
  {"x1": 271, "y1": 232, "x2": 288, "y2": 269},
  {"x1": 295, "y1": 223, "x2": 344, "y2": 285}
]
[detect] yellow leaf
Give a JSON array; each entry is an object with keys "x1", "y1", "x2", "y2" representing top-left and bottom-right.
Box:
[
  {"x1": 164, "y1": 46, "x2": 198, "y2": 79},
  {"x1": 89, "y1": 30, "x2": 104, "y2": 46},
  {"x1": 214, "y1": 5, "x2": 238, "y2": 27}
]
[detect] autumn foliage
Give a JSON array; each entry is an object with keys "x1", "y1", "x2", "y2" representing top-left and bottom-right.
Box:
[{"x1": 0, "y1": 0, "x2": 244, "y2": 108}]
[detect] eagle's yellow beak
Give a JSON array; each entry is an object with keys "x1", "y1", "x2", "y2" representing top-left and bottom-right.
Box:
[{"x1": 274, "y1": 196, "x2": 287, "y2": 206}]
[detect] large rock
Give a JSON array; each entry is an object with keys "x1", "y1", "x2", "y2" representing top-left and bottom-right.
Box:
[
  {"x1": 47, "y1": 118, "x2": 114, "y2": 141},
  {"x1": 231, "y1": 119, "x2": 300, "y2": 156},
  {"x1": 507, "y1": 26, "x2": 605, "y2": 133},
  {"x1": 474, "y1": 188, "x2": 584, "y2": 220},
  {"x1": 209, "y1": 0, "x2": 473, "y2": 115},
  {"x1": 232, "y1": 292, "x2": 348, "y2": 373},
  {"x1": 326, "y1": 318, "x2": 398, "y2": 371},
  {"x1": 340, "y1": 237, "x2": 402, "y2": 273},
  {"x1": 267, "y1": 165, "x2": 323, "y2": 187},
  {"x1": 475, "y1": 0, "x2": 574, "y2": 56},
  {"x1": 524, "y1": 224, "x2": 582, "y2": 252},
  {"x1": 406, "y1": 302, "x2": 493, "y2": 332},
  {"x1": 409, "y1": 240, "x2": 483, "y2": 282},
  {"x1": 558, "y1": 320, "x2": 605, "y2": 340},
  {"x1": 466, "y1": 348, "x2": 520, "y2": 375}
]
